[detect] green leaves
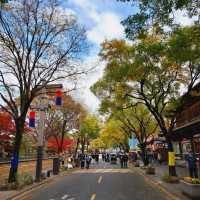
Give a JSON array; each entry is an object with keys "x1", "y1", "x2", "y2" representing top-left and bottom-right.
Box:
[
  {"x1": 80, "y1": 115, "x2": 100, "y2": 139},
  {"x1": 168, "y1": 26, "x2": 200, "y2": 63}
]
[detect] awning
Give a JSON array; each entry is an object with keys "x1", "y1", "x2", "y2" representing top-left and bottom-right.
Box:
[{"x1": 171, "y1": 119, "x2": 200, "y2": 141}]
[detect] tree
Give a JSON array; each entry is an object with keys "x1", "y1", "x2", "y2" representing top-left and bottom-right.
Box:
[
  {"x1": 0, "y1": 0, "x2": 88, "y2": 182},
  {"x1": 92, "y1": 27, "x2": 200, "y2": 176},
  {"x1": 47, "y1": 137, "x2": 74, "y2": 154},
  {"x1": 90, "y1": 138, "x2": 106, "y2": 150},
  {"x1": 114, "y1": 105, "x2": 158, "y2": 165},
  {"x1": 100, "y1": 119, "x2": 128, "y2": 150},
  {"x1": 92, "y1": 69, "x2": 158, "y2": 165},
  {"x1": 80, "y1": 114, "x2": 100, "y2": 153},
  {"x1": 44, "y1": 94, "x2": 84, "y2": 154},
  {"x1": 118, "y1": 0, "x2": 200, "y2": 39}
]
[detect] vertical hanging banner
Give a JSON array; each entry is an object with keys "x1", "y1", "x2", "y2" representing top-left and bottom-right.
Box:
[
  {"x1": 55, "y1": 89, "x2": 62, "y2": 106},
  {"x1": 29, "y1": 111, "x2": 36, "y2": 128},
  {"x1": 168, "y1": 152, "x2": 175, "y2": 166},
  {"x1": 11, "y1": 152, "x2": 19, "y2": 170}
]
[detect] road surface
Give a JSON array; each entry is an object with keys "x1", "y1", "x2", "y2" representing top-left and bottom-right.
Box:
[{"x1": 22, "y1": 159, "x2": 168, "y2": 200}]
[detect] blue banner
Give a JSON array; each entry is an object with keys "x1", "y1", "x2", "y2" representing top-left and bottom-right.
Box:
[{"x1": 11, "y1": 153, "x2": 19, "y2": 170}]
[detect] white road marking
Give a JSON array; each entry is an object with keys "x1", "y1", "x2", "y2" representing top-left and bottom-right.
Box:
[
  {"x1": 98, "y1": 176, "x2": 103, "y2": 184},
  {"x1": 90, "y1": 193, "x2": 96, "y2": 200},
  {"x1": 61, "y1": 194, "x2": 69, "y2": 199},
  {"x1": 68, "y1": 198, "x2": 75, "y2": 200}
]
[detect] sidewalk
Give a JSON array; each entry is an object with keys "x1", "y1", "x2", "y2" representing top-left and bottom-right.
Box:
[
  {"x1": 133, "y1": 162, "x2": 190, "y2": 200},
  {"x1": 0, "y1": 177, "x2": 53, "y2": 200},
  {"x1": 0, "y1": 168, "x2": 76, "y2": 200}
]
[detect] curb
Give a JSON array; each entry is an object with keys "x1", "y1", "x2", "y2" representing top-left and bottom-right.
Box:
[
  {"x1": 131, "y1": 167, "x2": 182, "y2": 200},
  {"x1": 6, "y1": 178, "x2": 53, "y2": 200}
]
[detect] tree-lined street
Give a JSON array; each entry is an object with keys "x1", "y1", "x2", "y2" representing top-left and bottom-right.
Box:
[{"x1": 0, "y1": 0, "x2": 200, "y2": 199}]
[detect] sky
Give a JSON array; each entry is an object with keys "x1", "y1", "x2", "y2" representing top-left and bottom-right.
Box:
[{"x1": 62, "y1": 0, "x2": 135, "y2": 113}]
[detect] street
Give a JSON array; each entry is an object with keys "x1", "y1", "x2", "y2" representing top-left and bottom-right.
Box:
[{"x1": 23, "y1": 160, "x2": 168, "y2": 200}]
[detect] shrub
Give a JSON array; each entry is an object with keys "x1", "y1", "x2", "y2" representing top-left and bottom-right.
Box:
[
  {"x1": 162, "y1": 174, "x2": 179, "y2": 183},
  {"x1": 0, "y1": 173, "x2": 33, "y2": 191},
  {"x1": 183, "y1": 177, "x2": 200, "y2": 184},
  {"x1": 22, "y1": 172, "x2": 34, "y2": 185}
]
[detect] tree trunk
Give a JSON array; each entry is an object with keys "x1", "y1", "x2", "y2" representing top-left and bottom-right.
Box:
[
  {"x1": 140, "y1": 143, "x2": 149, "y2": 166},
  {"x1": 81, "y1": 137, "x2": 85, "y2": 154},
  {"x1": 74, "y1": 138, "x2": 80, "y2": 159},
  {"x1": 8, "y1": 119, "x2": 25, "y2": 183},
  {"x1": 167, "y1": 139, "x2": 177, "y2": 176},
  {"x1": 59, "y1": 120, "x2": 67, "y2": 154}
]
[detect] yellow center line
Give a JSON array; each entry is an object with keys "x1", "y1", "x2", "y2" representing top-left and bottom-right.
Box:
[
  {"x1": 90, "y1": 193, "x2": 96, "y2": 200},
  {"x1": 98, "y1": 175, "x2": 102, "y2": 184}
]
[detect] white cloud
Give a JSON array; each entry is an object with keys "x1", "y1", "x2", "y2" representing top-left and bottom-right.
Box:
[
  {"x1": 174, "y1": 9, "x2": 197, "y2": 26},
  {"x1": 87, "y1": 12, "x2": 124, "y2": 45},
  {"x1": 69, "y1": 0, "x2": 124, "y2": 45},
  {"x1": 71, "y1": 55, "x2": 105, "y2": 113}
]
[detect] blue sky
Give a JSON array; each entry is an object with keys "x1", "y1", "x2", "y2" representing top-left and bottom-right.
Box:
[{"x1": 62, "y1": 0, "x2": 136, "y2": 112}]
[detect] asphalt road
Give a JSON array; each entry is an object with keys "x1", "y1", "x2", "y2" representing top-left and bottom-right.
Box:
[{"x1": 24, "y1": 159, "x2": 168, "y2": 200}]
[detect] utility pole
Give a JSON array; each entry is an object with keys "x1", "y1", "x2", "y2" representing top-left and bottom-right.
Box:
[
  {"x1": 35, "y1": 87, "x2": 46, "y2": 182},
  {"x1": 34, "y1": 84, "x2": 63, "y2": 182}
]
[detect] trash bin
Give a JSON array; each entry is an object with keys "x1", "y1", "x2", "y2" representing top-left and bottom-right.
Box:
[
  {"x1": 53, "y1": 157, "x2": 60, "y2": 175},
  {"x1": 47, "y1": 170, "x2": 51, "y2": 177}
]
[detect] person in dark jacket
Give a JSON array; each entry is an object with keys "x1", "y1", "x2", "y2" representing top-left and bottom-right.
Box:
[
  {"x1": 80, "y1": 153, "x2": 85, "y2": 169},
  {"x1": 185, "y1": 150, "x2": 198, "y2": 178},
  {"x1": 86, "y1": 155, "x2": 92, "y2": 169},
  {"x1": 120, "y1": 153, "x2": 124, "y2": 168},
  {"x1": 124, "y1": 153, "x2": 129, "y2": 168}
]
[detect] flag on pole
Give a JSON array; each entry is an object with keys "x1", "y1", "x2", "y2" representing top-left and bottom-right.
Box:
[
  {"x1": 29, "y1": 111, "x2": 36, "y2": 128},
  {"x1": 55, "y1": 89, "x2": 62, "y2": 106}
]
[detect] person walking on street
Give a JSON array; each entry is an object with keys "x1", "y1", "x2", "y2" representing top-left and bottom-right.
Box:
[
  {"x1": 80, "y1": 153, "x2": 85, "y2": 169},
  {"x1": 185, "y1": 149, "x2": 198, "y2": 178},
  {"x1": 124, "y1": 153, "x2": 128, "y2": 168},
  {"x1": 106, "y1": 153, "x2": 110, "y2": 162},
  {"x1": 102, "y1": 153, "x2": 105, "y2": 162},
  {"x1": 95, "y1": 153, "x2": 99, "y2": 163},
  {"x1": 120, "y1": 153, "x2": 124, "y2": 168},
  {"x1": 86, "y1": 155, "x2": 92, "y2": 169}
]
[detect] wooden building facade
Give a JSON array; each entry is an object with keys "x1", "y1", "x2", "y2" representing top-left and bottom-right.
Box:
[{"x1": 171, "y1": 84, "x2": 200, "y2": 156}]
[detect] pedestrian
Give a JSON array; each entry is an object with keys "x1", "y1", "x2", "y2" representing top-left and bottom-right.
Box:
[
  {"x1": 95, "y1": 153, "x2": 99, "y2": 163},
  {"x1": 185, "y1": 149, "x2": 198, "y2": 178},
  {"x1": 120, "y1": 153, "x2": 124, "y2": 168},
  {"x1": 124, "y1": 153, "x2": 129, "y2": 168},
  {"x1": 102, "y1": 153, "x2": 105, "y2": 162},
  {"x1": 106, "y1": 153, "x2": 110, "y2": 162},
  {"x1": 86, "y1": 155, "x2": 92, "y2": 169},
  {"x1": 80, "y1": 153, "x2": 85, "y2": 169}
]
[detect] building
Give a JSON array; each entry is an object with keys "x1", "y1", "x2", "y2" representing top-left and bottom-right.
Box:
[{"x1": 171, "y1": 83, "x2": 200, "y2": 157}]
